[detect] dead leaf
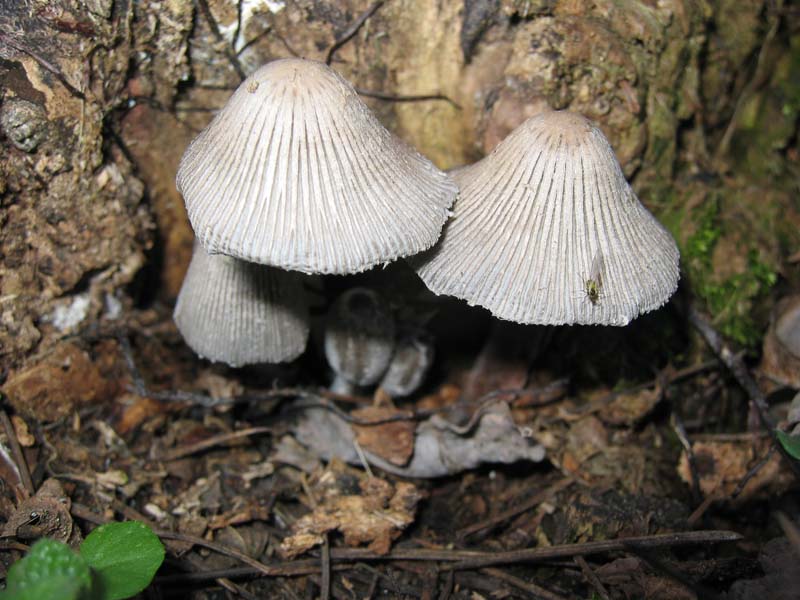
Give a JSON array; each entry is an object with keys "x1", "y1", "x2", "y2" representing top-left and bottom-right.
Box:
[
  {"x1": 677, "y1": 437, "x2": 790, "y2": 501},
  {"x1": 351, "y1": 406, "x2": 415, "y2": 466},
  {"x1": 11, "y1": 415, "x2": 34, "y2": 447},
  {"x1": 280, "y1": 461, "x2": 421, "y2": 558},
  {"x1": 601, "y1": 387, "x2": 661, "y2": 426}
]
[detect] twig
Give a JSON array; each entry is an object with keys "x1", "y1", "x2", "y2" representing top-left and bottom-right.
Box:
[
  {"x1": 0, "y1": 409, "x2": 35, "y2": 497},
  {"x1": 672, "y1": 413, "x2": 701, "y2": 504},
  {"x1": 326, "y1": 1, "x2": 385, "y2": 65},
  {"x1": 437, "y1": 571, "x2": 454, "y2": 600},
  {"x1": 196, "y1": 0, "x2": 247, "y2": 81},
  {"x1": 158, "y1": 426, "x2": 274, "y2": 461},
  {"x1": 574, "y1": 556, "x2": 611, "y2": 600},
  {"x1": 70, "y1": 503, "x2": 317, "y2": 578},
  {"x1": 364, "y1": 570, "x2": 379, "y2": 600},
  {"x1": 688, "y1": 305, "x2": 800, "y2": 481},
  {"x1": 321, "y1": 534, "x2": 331, "y2": 600},
  {"x1": 329, "y1": 530, "x2": 741, "y2": 567},
  {"x1": 355, "y1": 88, "x2": 461, "y2": 109},
  {"x1": 458, "y1": 477, "x2": 574, "y2": 540},
  {"x1": 0, "y1": 540, "x2": 31, "y2": 553},
  {"x1": 686, "y1": 493, "x2": 721, "y2": 528},
  {"x1": 628, "y1": 547, "x2": 721, "y2": 600},
  {"x1": 731, "y1": 444, "x2": 776, "y2": 500},
  {"x1": 481, "y1": 567, "x2": 568, "y2": 600}
]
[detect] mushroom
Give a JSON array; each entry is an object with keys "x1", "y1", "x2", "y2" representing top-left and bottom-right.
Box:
[
  {"x1": 379, "y1": 327, "x2": 435, "y2": 397},
  {"x1": 174, "y1": 243, "x2": 310, "y2": 366},
  {"x1": 176, "y1": 57, "x2": 457, "y2": 275},
  {"x1": 324, "y1": 287, "x2": 395, "y2": 394},
  {"x1": 760, "y1": 295, "x2": 800, "y2": 389},
  {"x1": 414, "y1": 110, "x2": 680, "y2": 326}
]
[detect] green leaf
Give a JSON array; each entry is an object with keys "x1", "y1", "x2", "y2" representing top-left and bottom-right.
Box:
[
  {"x1": 2, "y1": 538, "x2": 91, "y2": 600},
  {"x1": 0, "y1": 574, "x2": 86, "y2": 600},
  {"x1": 79, "y1": 521, "x2": 164, "y2": 600},
  {"x1": 776, "y1": 430, "x2": 800, "y2": 460}
]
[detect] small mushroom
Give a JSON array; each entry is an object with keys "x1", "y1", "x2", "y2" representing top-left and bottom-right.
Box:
[
  {"x1": 415, "y1": 110, "x2": 680, "y2": 325},
  {"x1": 176, "y1": 57, "x2": 457, "y2": 275},
  {"x1": 174, "y1": 243, "x2": 310, "y2": 366},
  {"x1": 324, "y1": 288, "x2": 395, "y2": 394},
  {"x1": 760, "y1": 295, "x2": 800, "y2": 389},
  {"x1": 379, "y1": 327, "x2": 435, "y2": 397}
]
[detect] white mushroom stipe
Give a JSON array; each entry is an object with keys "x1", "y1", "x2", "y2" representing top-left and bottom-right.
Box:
[
  {"x1": 174, "y1": 243, "x2": 310, "y2": 366},
  {"x1": 379, "y1": 328, "x2": 435, "y2": 397},
  {"x1": 324, "y1": 288, "x2": 395, "y2": 389},
  {"x1": 415, "y1": 110, "x2": 680, "y2": 326},
  {"x1": 177, "y1": 58, "x2": 457, "y2": 275}
]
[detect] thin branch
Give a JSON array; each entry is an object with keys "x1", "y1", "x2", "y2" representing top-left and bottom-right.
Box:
[
  {"x1": 158, "y1": 426, "x2": 274, "y2": 461},
  {"x1": 330, "y1": 530, "x2": 742, "y2": 568},
  {"x1": 196, "y1": 0, "x2": 247, "y2": 81},
  {"x1": 320, "y1": 534, "x2": 331, "y2": 600},
  {"x1": 355, "y1": 88, "x2": 461, "y2": 109},
  {"x1": 326, "y1": 1, "x2": 385, "y2": 65},
  {"x1": 731, "y1": 444, "x2": 777, "y2": 499},
  {"x1": 574, "y1": 556, "x2": 611, "y2": 600},
  {"x1": 688, "y1": 305, "x2": 800, "y2": 481},
  {"x1": 672, "y1": 413, "x2": 702, "y2": 504},
  {"x1": 481, "y1": 567, "x2": 568, "y2": 600},
  {"x1": 71, "y1": 503, "x2": 318, "y2": 578},
  {"x1": 0, "y1": 409, "x2": 35, "y2": 497},
  {"x1": 458, "y1": 477, "x2": 574, "y2": 540}
]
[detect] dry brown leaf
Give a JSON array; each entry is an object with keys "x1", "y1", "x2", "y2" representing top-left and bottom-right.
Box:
[
  {"x1": 678, "y1": 437, "x2": 790, "y2": 501},
  {"x1": 280, "y1": 461, "x2": 421, "y2": 558},
  {"x1": 601, "y1": 387, "x2": 661, "y2": 426},
  {"x1": 351, "y1": 406, "x2": 415, "y2": 466},
  {"x1": 11, "y1": 415, "x2": 34, "y2": 447}
]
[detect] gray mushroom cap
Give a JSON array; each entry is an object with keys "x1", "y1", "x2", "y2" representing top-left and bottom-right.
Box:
[
  {"x1": 174, "y1": 243, "x2": 310, "y2": 366},
  {"x1": 176, "y1": 58, "x2": 457, "y2": 275},
  {"x1": 414, "y1": 110, "x2": 680, "y2": 326}
]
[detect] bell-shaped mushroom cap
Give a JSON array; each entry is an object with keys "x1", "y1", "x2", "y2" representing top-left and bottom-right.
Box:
[
  {"x1": 176, "y1": 58, "x2": 457, "y2": 275},
  {"x1": 415, "y1": 110, "x2": 680, "y2": 326},
  {"x1": 174, "y1": 243, "x2": 310, "y2": 366},
  {"x1": 324, "y1": 288, "x2": 395, "y2": 389}
]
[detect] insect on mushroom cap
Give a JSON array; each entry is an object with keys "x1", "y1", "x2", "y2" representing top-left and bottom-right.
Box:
[
  {"x1": 414, "y1": 109, "x2": 680, "y2": 326},
  {"x1": 176, "y1": 57, "x2": 457, "y2": 275}
]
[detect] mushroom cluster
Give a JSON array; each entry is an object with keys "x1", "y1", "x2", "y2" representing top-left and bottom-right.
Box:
[
  {"x1": 173, "y1": 57, "x2": 456, "y2": 367},
  {"x1": 173, "y1": 57, "x2": 680, "y2": 373}
]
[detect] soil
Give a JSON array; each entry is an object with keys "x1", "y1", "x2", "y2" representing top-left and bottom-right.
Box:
[{"x1": 1, "y1": 1, "x2": 799, "y2": 598}]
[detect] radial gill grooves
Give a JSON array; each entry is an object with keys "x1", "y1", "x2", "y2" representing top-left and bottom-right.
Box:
[
  {"x1": 415, "y1": 110, "x2": 680, "y2": 326},
  {"x1": 176, "y1": 58, "x2": 455, "y2": 274},
  {"x1": 174, "y1": 245, "x2": 310, "y2": 366}
]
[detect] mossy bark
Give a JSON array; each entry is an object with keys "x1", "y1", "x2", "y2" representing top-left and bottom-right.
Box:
[{"x1": 1, "y1": 0, "x2": 798, "y2": 380}]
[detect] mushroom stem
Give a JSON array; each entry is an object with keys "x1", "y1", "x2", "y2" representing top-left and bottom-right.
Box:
[{"x1": 330, "y1": 374, "x2": 357, "y2": 396}]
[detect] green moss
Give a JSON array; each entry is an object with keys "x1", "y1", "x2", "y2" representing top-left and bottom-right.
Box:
[{"x1": 682, "y1": 196, "x2": 777, "y2": 347}]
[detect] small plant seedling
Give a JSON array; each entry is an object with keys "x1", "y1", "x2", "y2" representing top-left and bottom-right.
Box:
[{"x1": 0, "y1": 521, "x2": 164, "y2": 600}]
